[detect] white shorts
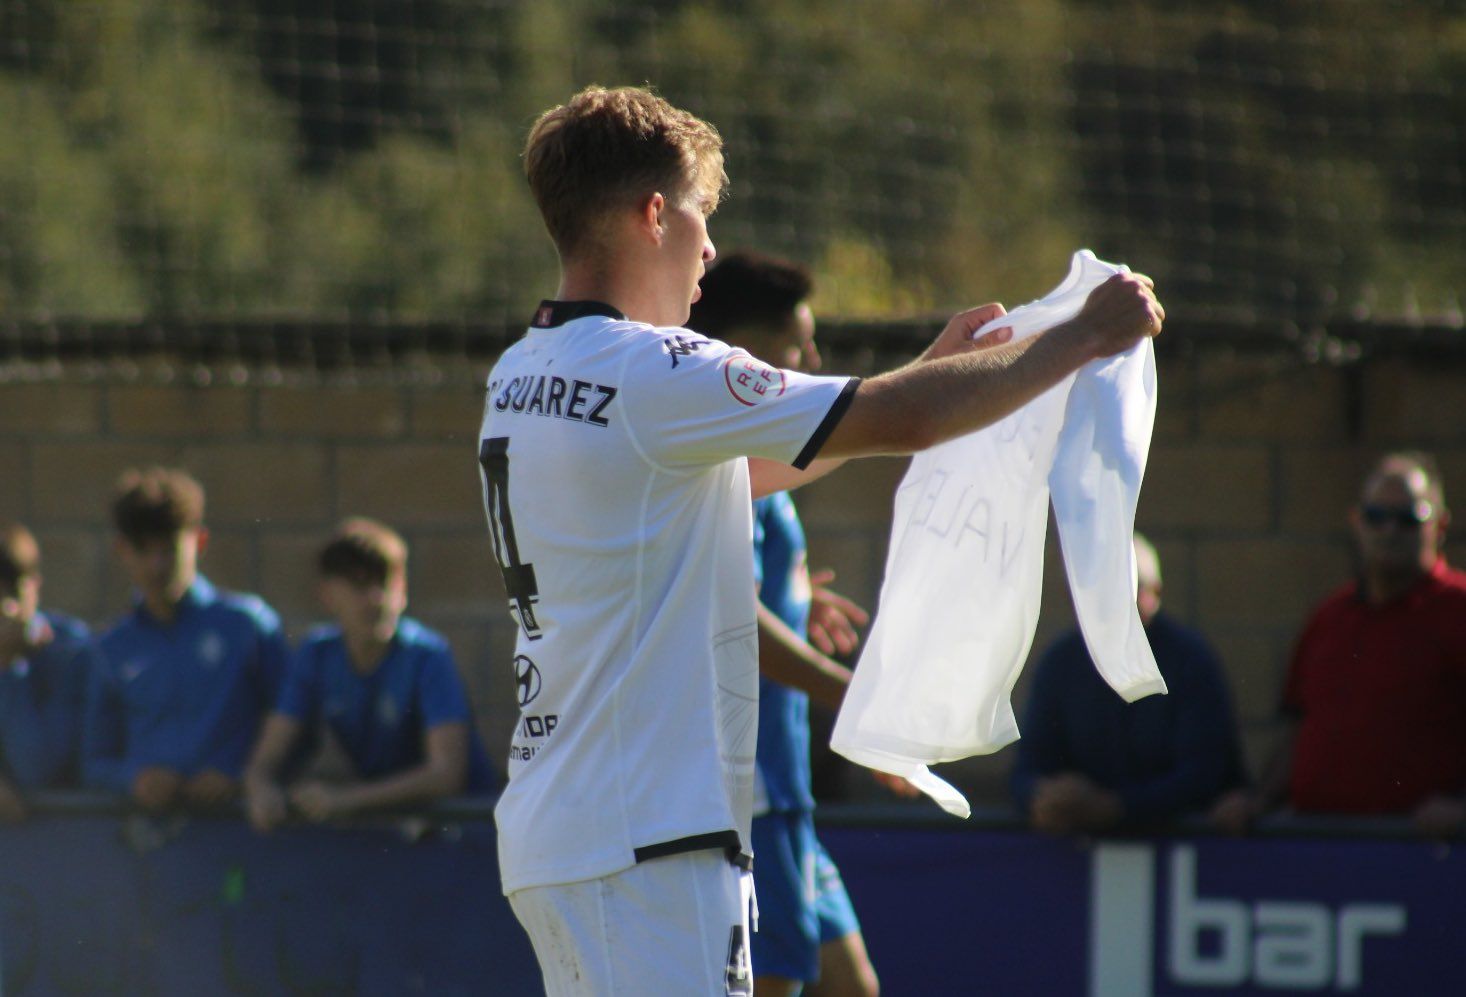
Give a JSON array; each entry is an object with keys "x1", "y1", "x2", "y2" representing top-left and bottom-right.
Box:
[{"x1": 508, "y1": 850, "x2": 755, "y2": 996}]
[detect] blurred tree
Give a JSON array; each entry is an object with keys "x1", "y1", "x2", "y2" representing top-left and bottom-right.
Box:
[{"x1": 0, "y1": 0, "x2": 1458, "y2": 324}]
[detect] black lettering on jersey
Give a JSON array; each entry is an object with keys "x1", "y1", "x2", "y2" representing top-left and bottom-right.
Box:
[
  {"x1": 518, "y1": 714, "x2": 559, "y2": 738},
  {"x1": 491, "y1": 375, "x2": 616, "y2": 429},
  {"x1": 586, "y1": 385, "x2": 617, "y2": 427},
  {"x1": 480, "y1": 436, "x2": 543, "y2": 640},
  {"x1": 566, "y1": 380, "x2": 592, "y2": 420},
  {"x1": 546, "y1": 376, "x2": 568, "y2": 417},
  {"x1": 664, "y1": 334, "x2": 709, "y2": 369},
  {"x1": 725, "y1": 925, "x2": 752, "y2": 996},
  {"x1": 494, "y1": 377, "x2": 518, "y2": 412},
  {"x1": 511, "y1": 377, "x2": 535, "y2": 413},
  {"x1": 525, "y1": 376, "x2": 548, "y2": 415}
]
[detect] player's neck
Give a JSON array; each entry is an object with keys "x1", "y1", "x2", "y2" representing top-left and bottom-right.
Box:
[
  {"x1": 343, "y1": 631, "x2": 392, "y2": 674},
  {"x1": 557, "y1": 259, "x2": 677, "y2": 327},
  {"x1": 140, "y1": 576, "x2": 192, "y2": 625}
]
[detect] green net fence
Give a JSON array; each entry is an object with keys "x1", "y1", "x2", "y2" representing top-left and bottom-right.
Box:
[{"x1": 0, "y1": 0, "x2": 1461, "y2": 337}]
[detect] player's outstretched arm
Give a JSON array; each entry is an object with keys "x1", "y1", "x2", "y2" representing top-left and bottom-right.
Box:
[
  {"x1": 819, "y1": 273, "x2": 1163, "y2": 459},
  {"x1": 749, "y1": 314, "x2": 1018, "y2": 498}
]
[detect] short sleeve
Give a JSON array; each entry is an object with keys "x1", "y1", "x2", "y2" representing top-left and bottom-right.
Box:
[{"x1": 620, "y1": 331, "x2": 858, "y2": 471}]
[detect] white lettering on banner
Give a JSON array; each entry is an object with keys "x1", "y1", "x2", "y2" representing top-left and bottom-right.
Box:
[
  {"x1": 1089, "y1": 844, "x2": 1408, "y2": 996},
  {"x1": 1168, "y1": 847, "x2": 1407, "y2": 991},
  {"x1": 1089, "y1": 845, "x2": 1154, "y2": 997}
]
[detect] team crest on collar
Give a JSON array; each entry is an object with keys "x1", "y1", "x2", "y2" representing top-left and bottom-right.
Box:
[{"x1": 724, "y1": 352, "x2": 786, "y2": 406}]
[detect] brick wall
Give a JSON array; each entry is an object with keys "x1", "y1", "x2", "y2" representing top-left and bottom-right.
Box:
[{"x1": 4, "y1": 339, "x2": 1464, "y2": 806}]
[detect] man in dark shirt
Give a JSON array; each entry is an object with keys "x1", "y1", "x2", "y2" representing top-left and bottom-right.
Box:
[{"x1": 1011, "y1": 534, "x2": 1245, "y2": 832}]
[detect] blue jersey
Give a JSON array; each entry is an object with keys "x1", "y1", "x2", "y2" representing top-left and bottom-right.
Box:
[
  {"x1": 752, "y1": 493, "x2": 816, "y2": 813},
  {"x1": 85, "y1": 576, "x2": 287, "y2": 793},
  {"x1": 0, "y1": 611, "x2": 97, "y2": 789},
  {"x1": 277, "y1": 617, "x2": 497, "y2": 794}
]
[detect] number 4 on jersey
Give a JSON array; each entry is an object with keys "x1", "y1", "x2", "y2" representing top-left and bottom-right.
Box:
[{"x1": 480, "y1": 436, "x2": 543, "y2": 640}]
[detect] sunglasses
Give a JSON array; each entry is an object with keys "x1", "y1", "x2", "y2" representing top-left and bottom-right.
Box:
[{"x1": 1360, "y1": 502, "x2": 1434, "y2": 530}]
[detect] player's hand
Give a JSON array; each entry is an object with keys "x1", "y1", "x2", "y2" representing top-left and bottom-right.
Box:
[
  {"x1": 245, "y1": 780, "x2": 289, "y2": 832},
  {"x1": 131, "y1": 766, "x2": 184, "y2": 813},
  {"x1": 1412, "y1": 795, "x2": 1466, "y2": 839},
  {"x1": 921, "y1": 304, "x2": 1015, "y2": 362},
  {"x1": 183, "y1": 769, "x2": 240, "y2": 810},
  {"x1": 1208, "y1": 788, "x2": 1259, "y2": 837},
  {"x1": 1069, "y1": 272, "x2": 1164, "y2": 359},
  {"x1": 871, "y1": 769, "x2": 923, "y2": 799},
  {"x1": 806, "y1": 569, "x2": 870, "y2": 658},
  {"x1": 289, "y1": 780, "x2": 345, "y2": 823}
]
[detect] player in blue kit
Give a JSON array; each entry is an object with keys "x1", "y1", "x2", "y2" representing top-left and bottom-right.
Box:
[
  {"x1": 693, "y1": 253, "x2": 1018, "y2": 994},
  {"x1": 84, "y1": 467, "x2": 288, "y2": 812},
  {"x1": 244, "y1": 517, "x2": 495, "y2": 830},
  {"x1": 750, "y1": 492, "x2": 880, "y2": 997},
  {"x1": 690, "y1": 252, "x2": 908, "y2": 997},
  {"x1": 0, "y1": 523, "x2": 100, "y2": 820}
]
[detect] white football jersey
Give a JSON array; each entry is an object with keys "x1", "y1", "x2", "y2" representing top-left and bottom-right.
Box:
[{"x1": 480, "y1": 300, "x2": 857, "y2": 894}]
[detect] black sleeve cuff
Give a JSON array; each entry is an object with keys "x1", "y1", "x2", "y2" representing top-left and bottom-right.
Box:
[{"x1": 792, "y1": 377, "x2": 861, "y2": 470}]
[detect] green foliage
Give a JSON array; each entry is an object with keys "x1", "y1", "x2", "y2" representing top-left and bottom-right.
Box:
[{"x1": 0, "y1": 0, "x2": 1461, "y2": 323}]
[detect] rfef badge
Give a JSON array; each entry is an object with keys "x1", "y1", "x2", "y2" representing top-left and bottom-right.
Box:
[{"x1": 724, "y1": 353, "x2": 786, "y2": 406}]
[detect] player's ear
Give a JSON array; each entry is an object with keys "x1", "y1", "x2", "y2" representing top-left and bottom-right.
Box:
[{"x1": 638, "y1": 192, "x2": 666, "y2": 243}]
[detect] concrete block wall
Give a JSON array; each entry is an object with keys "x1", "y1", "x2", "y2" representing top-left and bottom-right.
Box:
[{"x1": 3, "y1": 342, "x2": 1463, "y2": 807}]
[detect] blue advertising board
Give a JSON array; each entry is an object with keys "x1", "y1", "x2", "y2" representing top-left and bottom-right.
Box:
[
  {"x1": 1, "y1": 805, "x2": 1462, "y2": 995},
  {"x1": 820, "y1": 826, "x2": 1466, "y2": 997}
]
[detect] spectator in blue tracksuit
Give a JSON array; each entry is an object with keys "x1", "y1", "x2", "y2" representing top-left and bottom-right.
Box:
[
  {"x1": 0, "y1": 523, "x2": 99, "y2": 820},
  {"x1": 1010, "y1": 534, "x2": 1247, "y2": 833},
  {"x1": 84, "y1": 467, "x2": 287, "y2": 812},
  {"x1": 244, "y1": 517, "x2": 495, "y2": 831}
]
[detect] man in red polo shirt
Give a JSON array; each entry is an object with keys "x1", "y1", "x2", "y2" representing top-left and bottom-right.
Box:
[{"x1": 1214, "y1": 451, "x2": 1466, "y2": 836}]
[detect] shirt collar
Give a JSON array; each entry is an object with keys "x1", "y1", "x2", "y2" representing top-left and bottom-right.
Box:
[
  {"x1": 530, "y1": 300, "x2": 626, "y2": 329},
  {"x1": 133, "y1": 575, "x2": 216, "y2": 625},
  {"x1": 1352, "y1": 557, "x2": 1449, "y2": 607}
]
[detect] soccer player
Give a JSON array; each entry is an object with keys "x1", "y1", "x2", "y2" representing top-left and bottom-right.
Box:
[
  {"x1": 0, "y1": 523, "x2": 100, "y2": 820},
  {"x1": 243, "y1": 517, "x2": 496, "y2": 830},
  {"x1": 84, "y1": 467, "x2": 287, "y2": 812},
  {"x1": 484, "y1": 85, "x2": 1163, "y2": 994}
]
